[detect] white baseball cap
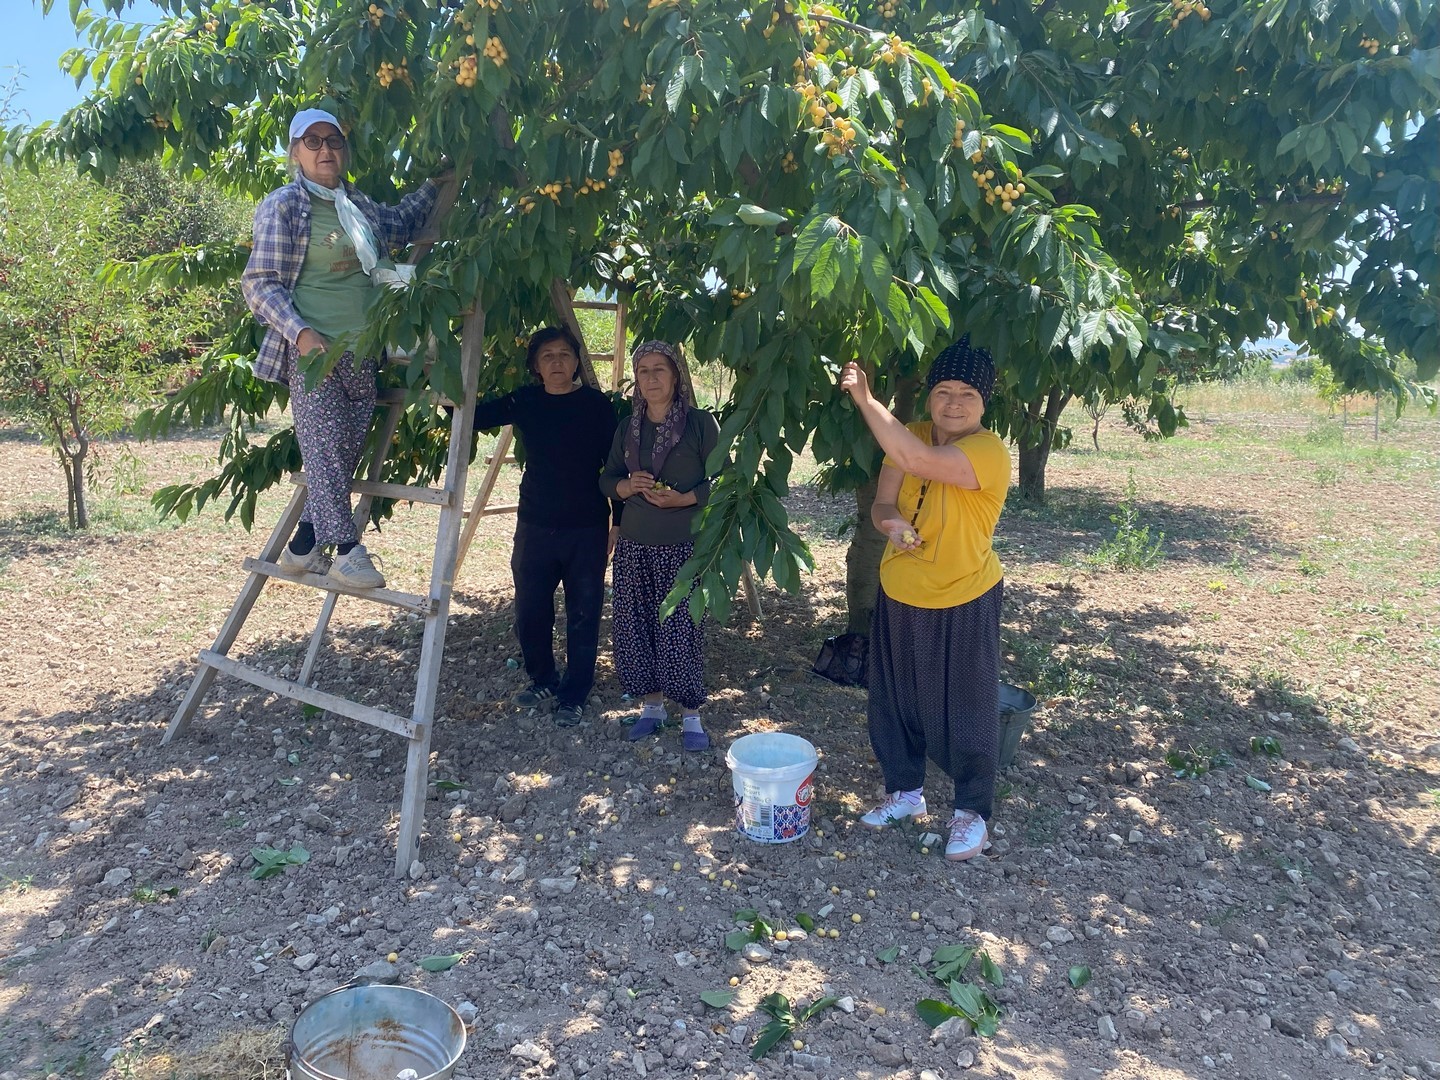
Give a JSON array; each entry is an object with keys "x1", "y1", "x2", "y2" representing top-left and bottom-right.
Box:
[{"x1": 289, "y1": 108, "x2": 343, "y2": 141}]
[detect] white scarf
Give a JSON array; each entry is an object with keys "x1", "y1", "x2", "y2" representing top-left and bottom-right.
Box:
[{"x1": 300, "y1": 175, "x2": 380, "y2": 276}]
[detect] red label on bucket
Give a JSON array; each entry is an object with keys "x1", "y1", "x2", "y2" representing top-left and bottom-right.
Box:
[{"x1": 795, "y1": 774, "x2": 814, "y2": 807}]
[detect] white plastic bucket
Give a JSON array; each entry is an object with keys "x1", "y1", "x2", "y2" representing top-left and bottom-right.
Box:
[{"x1": 725, "y1": 732, "x2": 818, "y2": 844}]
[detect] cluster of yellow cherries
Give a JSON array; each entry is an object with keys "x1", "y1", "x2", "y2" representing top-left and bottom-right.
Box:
[
  {"x1": 1167, "y1": 0, "x2": 1211, "y2": 28},
  {"x1": 376, "y1": 59, "x2": 410, "y2": 88}
]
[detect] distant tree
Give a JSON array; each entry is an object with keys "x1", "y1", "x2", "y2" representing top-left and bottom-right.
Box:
[{"x1": 0, "y1": 164, "x2": 240, "y2": 527}]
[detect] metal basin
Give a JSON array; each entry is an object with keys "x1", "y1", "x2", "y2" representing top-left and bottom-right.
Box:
[{"x1": 287, "y1": 985, "x2": 466, "y2": 1080}]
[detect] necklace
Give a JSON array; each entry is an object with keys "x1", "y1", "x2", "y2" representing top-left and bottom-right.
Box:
[{"x1": 909, "y1": 426, "x2": 937, "y2": 530}]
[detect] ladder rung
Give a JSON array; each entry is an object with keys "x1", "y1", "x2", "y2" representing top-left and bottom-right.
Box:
[
  {"x1": 571, "y1": 300, "x2": 620, "y2": 311},
  {"x1": 589, "y1": 353, "x2": 614, "y2": 363},
  {"x1": 483, "y1": 455, "x2": 517, "y2": 465},
  {"x1": 288, "y1": 473, "x2": 452, "y2": 507},
  {"x1": 199, "y1": 650, "x2": 417, "y2": 739},
  {"x1": 461, "y1": 502, "x2": 519, "y2": 519},
  {"x1": 376, "y1": 387, "x2": 458, "y2": 409},
  {"x1": 243, "y1": 558, "x2": 437, "y2": 615}
]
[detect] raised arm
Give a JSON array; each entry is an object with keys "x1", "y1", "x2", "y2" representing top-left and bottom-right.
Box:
[
  {"x1": 839, "y1": 362, "x2": 979, "y2": 490},
  {"x1": 355, "y1": 179, "x2": 442, "y2": 250}
]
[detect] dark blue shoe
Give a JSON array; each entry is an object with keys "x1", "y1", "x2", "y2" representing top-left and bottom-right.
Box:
[{"x1": 628, "y1": 713, "x2": 662, "y2": 741}]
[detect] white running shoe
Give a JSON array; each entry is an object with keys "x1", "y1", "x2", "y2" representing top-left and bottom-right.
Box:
[
  {"x1": 944, "y1": 810, "x2": 989, "y2": 862},
  {"x1": 278, "y1": 545, "x2": 331, "y2": 576},
  {"x1": 329, "y1": 544, "x2": 386, "y2": 589},
  {"x1": 861, "y1": 791, "x2": 927, "y2": 828}
]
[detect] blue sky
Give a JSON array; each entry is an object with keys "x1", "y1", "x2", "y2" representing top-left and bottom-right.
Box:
[{"x1": 6, "y1": 1, "x2": 168, "y2": 124}]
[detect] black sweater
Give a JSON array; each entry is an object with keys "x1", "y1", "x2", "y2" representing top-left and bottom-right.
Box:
[{"x1": 474, "y1": 384, "x2": 620, "y2": 529}]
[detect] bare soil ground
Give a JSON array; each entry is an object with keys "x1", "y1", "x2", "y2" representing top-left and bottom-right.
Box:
[{"x1": 1, "y1": 391, "x2": 1438, "y2": 1080}]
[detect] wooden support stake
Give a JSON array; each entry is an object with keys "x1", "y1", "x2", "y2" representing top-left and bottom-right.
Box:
[
  {"x1": 454, "y1": 424, "x2": 513, "y2": 576},
  {"x1": 611, "y1": 299, "x2": 627, "y2": 390},
  {"x1": 548, "y1": 278, "x2": 603, "y2": 390}
]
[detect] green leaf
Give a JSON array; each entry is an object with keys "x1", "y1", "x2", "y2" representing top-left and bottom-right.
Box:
[
  {"x1": 417, "y1": 952, "x2": 464, "y2": 972},
  {"x1": 979, "y1": 951, "x2": 1004, "y2": 988},
  {"x1": 750, "y1": 1018, "x2": 793, "y2": 1060},
  {"x1": 725, "y1": 929, "x2": 755, "y2": 951},
  {"x1": 798, "y1": 995, "x2": 839, "y2": 1023},
  {"x1": 666, "y1": 56, "x2": 697, "y2": 113},
  {"x1": 700, "y1": 990, "x2": 737, "y2": 1008},
  {"x1": 432, "y1": 779, "x2": 464, "y2": 792},
  {"x1": 737, "y1": 204, "x2": 785, "y2": 227},
  {"x1": 794, "y1": 912, "x2": 816, "y2": 934},
  {"x1": 733, "y1": 908, "x2": 759, "y2": 923},
  {"x1": 1068, "y1": 965, "x2": 1092, "y2": 988},
  {"x1": 1245, "y1": 775, "x2": 1272, "y2": 792},
  {"x1": 989, "y1": 123, "x2": 1031, "y2": 151},
  {"x1": 876, "y1": 945, "x2": 900, "y2": 963},
  {"x1": 809, "y1": 238, "x2": 841, "y2": 300},
  {"x1": 1275, "y1": 125, "x2": 1306, "y2": 158},
  {"x1": 758, "y1": 992, "x2": 795, "y2": 1023},
  {"x1": 915, "y1": 998, "x2": 964, "y2": 1028},
  {"x1": 794, "y1": 214, "x2": 841, "y2": 271},
  {"x1": 859, "y1": 236, "x2": 892, "y2": 309}
]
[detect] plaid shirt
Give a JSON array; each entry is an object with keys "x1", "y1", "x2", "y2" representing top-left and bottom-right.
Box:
[{"x1": 241, "y1": 178, "x2": 440, "y2": 382}]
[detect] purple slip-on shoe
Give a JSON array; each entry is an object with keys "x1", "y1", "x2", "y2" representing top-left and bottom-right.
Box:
[{"x1": 628, "y1": 713, "x2": 662, "y2": 741}]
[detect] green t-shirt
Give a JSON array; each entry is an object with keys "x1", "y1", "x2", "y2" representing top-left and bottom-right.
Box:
[{"x1": 291, "y1": 200, "x2": 375, "y2": 349}]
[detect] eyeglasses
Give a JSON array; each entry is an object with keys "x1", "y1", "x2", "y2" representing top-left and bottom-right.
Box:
[{"x1": 299, "y1": 133, "x2": 346, "y2": 151}]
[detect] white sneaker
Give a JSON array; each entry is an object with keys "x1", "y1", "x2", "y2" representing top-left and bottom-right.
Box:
[
  {"x1": 277, "y1": 545, "x2": 331, "y2": 576},
  {"x1": 945, "y1": 810, "x2": 989, "y2": 862},
  {"x1": 329, "y1": 545, "x2": 386, "y2": 589},
  {"x1": 861, "y1": 791, "x2": 927, "y2": 828}
]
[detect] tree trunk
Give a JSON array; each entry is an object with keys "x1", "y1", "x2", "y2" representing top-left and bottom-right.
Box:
[
  {"x1": 845, "y1": 475, "x2": 886, "y2": 634},
  {"x1": 1016, "y1": 387, "x2": 1072, "y2": 503},
  {"x1": 66, "y1": 441, "x2": 90, "y2": 529},
  {"x1": 55, "y1": 394, "x2": 91, "y2": 529},
  {"x1": 840, "y1": 368, "x2": 920, "y2": 636}
]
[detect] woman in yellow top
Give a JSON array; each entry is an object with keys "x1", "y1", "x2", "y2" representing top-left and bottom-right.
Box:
[{"x1": 839, "y1": 336, "x2": 1011, "y2": 862}]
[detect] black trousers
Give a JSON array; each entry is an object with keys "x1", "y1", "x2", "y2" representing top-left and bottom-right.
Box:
[
  {"x1": 511, "y1": 522, "x2": 609, "y2": 709},
  {"x1": 867, "y1": 580, "x2": 1003, "y2": 817}
]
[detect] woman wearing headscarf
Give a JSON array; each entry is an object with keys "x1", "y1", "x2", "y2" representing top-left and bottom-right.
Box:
[
  {"x1": 839, "y1": 337, "x2": 1011, "y2": 861},
  {"x1": 241, "y1": 108, "x2": 443, "y2": 589},
  {"x1": 600, "y1": 341, "x2": 721, "y2": 751}
]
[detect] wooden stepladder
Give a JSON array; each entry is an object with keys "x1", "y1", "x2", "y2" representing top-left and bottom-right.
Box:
[{"x1": 162, "y1": 183, "x2": 487, "y2": 877}]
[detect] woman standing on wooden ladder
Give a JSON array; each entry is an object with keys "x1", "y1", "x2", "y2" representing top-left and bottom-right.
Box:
[
  {"x1": 840, "y1": 337, "x2": 1011, "y2": 861},
  {"x1": 241, "y1": 108, "x2": 444, "y2": 589}
]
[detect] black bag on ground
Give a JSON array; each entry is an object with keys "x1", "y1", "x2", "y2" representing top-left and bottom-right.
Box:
[{"x1": 813, "y1": 633, "x2": 868, "y2": 688}]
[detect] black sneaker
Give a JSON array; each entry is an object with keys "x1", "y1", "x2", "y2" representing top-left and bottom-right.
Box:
[
  {"x1": 554, "y1": 704, "x2": 583, "y2": 727},
  {"x1": 512, "y1": 685, "x2": 556, "y2": 709}
]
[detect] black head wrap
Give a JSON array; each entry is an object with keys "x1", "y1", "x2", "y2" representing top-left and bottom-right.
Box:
[{"x1": 926, "y1": 335, "x2": 996, "y2": 406}]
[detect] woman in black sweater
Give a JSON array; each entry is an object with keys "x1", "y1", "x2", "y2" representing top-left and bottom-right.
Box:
[{"x1": 474, "y1": 327, "x2": 620, "y2": 727}]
